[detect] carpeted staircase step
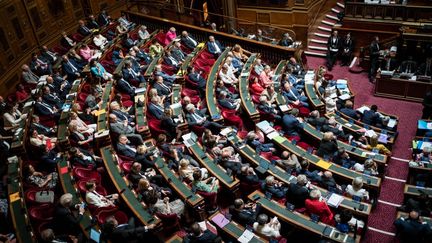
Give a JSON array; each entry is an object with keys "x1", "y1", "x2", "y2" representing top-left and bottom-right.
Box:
[
  {"x1": 326, "y1": 14, "x2": 339, "y2": 21},
  {"x1": 308, "y1": 45, "x2": 327, "y2": 51},
  {"x1": 331, "y1": 7, "x2": 341, "y2": 14},
  {"x1": 304, "y1": 50, "x2": 327, "y2": 57},
  {"x1": 310, "y1": 38, "x2": 327, "y2": 45},
  {"x1": 314, "y1": 31, "x2": 330, "y2": 38},
  {"x1": 337, "y1": 2, "x2": 345, "y2": 8},
  {"x1": 321, "y1": 19, "x2": 337, "y2": 27},
  {"x1": 318, "y1": 26, "x2": 332, "y2": 32}
]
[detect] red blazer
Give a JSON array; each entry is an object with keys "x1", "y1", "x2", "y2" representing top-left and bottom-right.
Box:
[
  {"x1": 305, "y1": 198, "x2": 334, "y2": 225},
  {"x1": 250, "y1": 82, "x2": 264, "y2": 95}
]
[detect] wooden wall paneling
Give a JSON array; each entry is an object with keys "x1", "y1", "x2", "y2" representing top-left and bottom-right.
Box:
[{"x1": 236, "y1": 9, "x2": 257, "y2": 22}]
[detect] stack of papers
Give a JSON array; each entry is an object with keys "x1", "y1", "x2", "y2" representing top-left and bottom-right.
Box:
[
  {"x1": 280, "y1": 104, "x2": 290, "y2": 112},
  {"x1": 339, "y1": 94, "x2": 351, "y2": 100},
  {"x1": 182, "y1": 132, "x2": 198, "y2": 147},
  {"x1": 357, "y1": 106, "x2": 370, "y2": 114},
  {"x1": 378, "y1": 133, "x2": 388, "y2": 144},
  {"x1": 365, "y1": 129, "x2": 377, "y2": 137},
  {"x1": 387, "y1": 118, "x2": 397, "y2": 128},
  {"x1": 256, "y1": 120, "x2": 274, "y2": 134},
  {"x1": 327, "y1": 193, "x2": 344, "y2": 208},
  {"x1": 238, "y1": 229, "x2": 255, "y2": 243},
  {"x1": 135, "y1": 87, "x2": 146, "y2": 94}
]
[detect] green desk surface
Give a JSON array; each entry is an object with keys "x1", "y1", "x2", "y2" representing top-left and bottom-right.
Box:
[
  {"x1": 188, "y1": 143, "x2": 239, "y2": 189},
  {"x1": 274, "y1": 60, "x2": 287, "y2": 106},
  {"x1": 58, "y1": 80, "x2": 82, "y2": 141},
  {"x1": 57, "y1": 159, "x2": 100, "y2": 238},
  {"x1": 8, "y1": 161, "x2": 36, "y2": 243},
  {"x1": 327, "y1": 112, "x2": 396, "y2": 144},
  {"x1": 208, "y1": 212, "x2": 268, "y2": 243},
  {"x1": 100, "y1": 146, "x2": 159, "y2": 225},
  {"x1": 206, "y1": 48, "x2": 231, "y2": 121},
  {"x1": 303, "y1": 122, "x2": 387, "y2": 164},
  {"x1": 239, "y1": 53, "x2": 258, "y2": 118},
  {"x1": 154, "y1": 157, "x2": 203, "y2": 207},
  {"x1": 134, "y1": 84, "x2": 148, "y2": 131},
  {"x1": 249, "y1": 191, "x2": 357, "y2": 243},
  {"x1": 404, "y1": 184, "x2": 432, "y2": 197},
  {"x1": 100, "y1": 81, "x2": 113, "y2": 111},
  {"x1": 180, "y1": 44, "x2": 203, "y2": 73},
  {"x1": 271, "y1": 134, "x2": 381, "y2": 190},
  {"x1": 166, "y1": 234, "x2": 184, "y2": 243},
  {"x1": 227, "y1": 135, "x2": 371, "y2": 217},
  {"x1": 305, "y1": 83, "x2": 324, "y2": 108},
  {"x1": 144, "y1": 54, "x2": 162, "y2": 76}
]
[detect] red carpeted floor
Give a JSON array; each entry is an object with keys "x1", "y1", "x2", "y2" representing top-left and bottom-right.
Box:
[{"x1": 307, "y1": 56, "x2": 422, "y2": 242}]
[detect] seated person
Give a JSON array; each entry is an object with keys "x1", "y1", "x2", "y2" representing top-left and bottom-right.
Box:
[
  {"x1": 333, "y1": 147, "x2": 355, "y2": 169},
  {"x1": 229, "y1": 198, "x2": 260, "y2": 227},
  {"x1": 69, "y1": 111, "x2": 96, "y2": 135},
  {"x1": 353, "y1": 158, "x2": 379, "y2": 176},
  {"x1": 153, "y1": 75, "x2": 172, "y2": 97},
  {"x1": 61, "y1": 55, "x2": 82, "y2": 81},
  {"x1": 219, "y1": 64, "x2": 238, "y2": 86},
  {"x1": 307, "y1": 110, "x2": 327, "y2": 128},
  {"x1": 164, "y1": 27, "x2": 177, "y2": 46},
  {"x1": 279, "y1": 33, "x2": 293, "y2": 47},
  {"x1": 259, "y1": 65, "x2": 273, "y2": 88},
  {"x1": 79, "y1": 44, "x2": 97, "y2": 62},
  {"x1": 258, "y1": 95, "x2": 281, "y2": 120},
  {"x1": 180, "y1": 31, "x2": 198, "y2": 50},
  {"x1": 187, "y1": 66, "x2": 206, "y2": 89},
  {"x1": 260, "y1": 85, "x2": 278, "y2": 105},
  {"x1": 114, "y1": 73, "x2": 135, "y2": 98},
  {"x1": 138, "y1": 25, "x2": 150, "y2": 40},
  {"x1": 282, "y1": 108, "x2": 304, "y2": 137},
  {"x1": 185, "y1": 222, "x2": 222, "y2": 243},
  {"x1": 298, "y1": 160, "x2": 322, "y2": 183},
  {"x1": 250, "y1": 77, "x2": 264, "y2": 95},
  {"x1": 254, "y1": 58, "x2": 265, "y2": 76},
  {"x1": 216, "y1": 80, "x2": 238, "y2": 99},
  {"x1": 29, "y1": 129, "x2": 57, "y2": 149},
  {"x1": 345, "y1": 177, "x2": 369, "y2": 201},
  {"x1": 171, "y1": 41, "x2": 186, "y2": 63},
  {"x1": 77, "y1": 19, "x2": 92, "y2": 36},
  {"x1": 282, "y1": 81, "x2": 309, "y2": 108},
  {"x1": 89, "y1": 59, "x2": 113, "y2": 81},
  {"x1": 262, "y1": 175, "x2": 287, "y2": 199},
  {"x1": 23, "y1": 164, "x2": 58, "y2": 189},
  {"x1": 21, "y1": 64, "x2": 39, "y2": 85},
  {"x1": 340, "y1": 100, "x2": 359, "y2": 120},
  {"x1": 207, "y1": 35, "x2": 224, "y2": 55},
  {"x1": 123, "y1": 60, "x2": 145, "y2": 83},
  {"x1": 394, "y1": 210, "x2": 432, "y2": 243},
  {"x1": 232, "y1": 44, "x2": 251, "y2": 61},
  {"x1": 218, "y1": 91, "x2": 240, "y2": 111},
  {"x1": 128, "y1": 162, "x2": 163, "y2": 188},
  {"x1": 163, "y1": 49, "x2": 181, "y2": 70},
  {"x1": 322, "y1": 117, "x2": 350, "y2": 140},
  {"x1": 238, "y1": 165, "x2": 260, "y2": 185},
  {"x1": 143, "y1": 189, "x2": 185, "y2": 218},
  {"x1": 362, "y1": 134, "x2": 392, "y2": 156},
  {"x1": 42, "y1": 86, "x2": 62, "y2": 109},
  {"x1": 361, "y1": 105, "x2": 382, "y2": 126},
  {"x1": 335, "y1": 209, "x2": 364, "y2": 234},
  {"x1": 276, "y1": 151, "x2": 300, "y2": 172},
  {"x1": 60, "y1": 31, "x2": 76, "y2": 49},
  {"x1": 218, "y1": 146, "x2": 243, "y2": 174},
  {"x1": 319, "y1": 171, "x2": 343, "y2": 194},
  {"x1": 416, "y1": 146, "x2": 432, "y2": 163},
  {"x1": 31, "y1": 115, "x2": 56, "y2": 136},
  {"x1": 30, "y1": 53, "x2": 52, "y2": 76},
  {"x1": 185, "y1": 104, "x2": 223, "y2": 134},
  {"x1": 93, "y1": 31, "x2": 108, "y2": 49},
  {"x1": 286, "y1": 174, "x2": 310, "y2": 208},
  {"x1": 103, "y1": 216, "x2": 158, "y2": 242},
  {"x1": 15, "y1": 83, "x2": 29, "y2": 102},
  {"x1": 112, "y1": 46, "x2": 125, "y2": 66},
  {"x1": 116, "y1": 134, "x2": 138, "y2": 158},
  {"x1": 245, "y1": 131, "x2": 275, "y2": 153},
  {"x1": 253, "y1": 214, "x2": 282, "y2": 239},
  {"x1": 316, "y1": 132, "x2": 338, "y2": 159},
  {"x1": 68, "y1": 147, "x2": 101, "y2": 169},
  {"x1": 2, "y1": 103, "x2": 26, "y2": 128},
  {"x1": 85, "y1": 181, "x2": 118, "y2": 208},
  {"x1": 68, "y1": 123, "x2": 93, "y2": 148},
  {"x1": 305, "y1": 189, "x2": 334, "y2": 225},
  {"x1": 108, "y1": 114, "x2": 144, "y2": 144},
  {"x1": 54, "y1": 193, "x2": 85, "y2": 236},
  {"x1": 179, "y1": 159, "x2": 208, "y2": 182},
  {"x1": 110, "y1": 101, "x2": 134, "y2": 123},
  {"x1": 192, "y1": 170, "x2": 219, "y2": 193},
  {"x1": 154, "y1": 64, "x2": 177, "y2": 84},
  {"x1": 149, "y1": 40, "x2": 163, "y2": 58}
]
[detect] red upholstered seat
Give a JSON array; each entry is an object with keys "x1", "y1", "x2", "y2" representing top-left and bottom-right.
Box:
[
  {"x1": 72, "y1": 33, "x2": 84, "y2": 42},
  {"x1": 25, "y1": 189, "x2": 48, "y2": 205},
  {"x1": 196, "y1": 191, "x2": 218, "y2": 211},
  {"x1": 148, "y1": 119, "x2": 167, "y2": 137},
  {"x1": 73, "y1": 167, "x2": 101, "y2": 185},
  {"x1": 156, "y1": 213, "x2": 181, "y2": 234},
  {"x1": 77, "y1": 180, "x2": 107, "y2": 195},
  {"x1": 121, "y1": 161, "x2": 133, "y2": 174},
  {"x1": 29, "y1": 204, "x2": 55, "y2": 223},
  {"x1": 221, "y1": 110, "x2": 243, "y2": 130},
  {"x1": 96, "y1": 209, "x2": 128, "y2": 225},
  {"x1": 78, "y1": 92, "x2": 88, "y2": 102}
]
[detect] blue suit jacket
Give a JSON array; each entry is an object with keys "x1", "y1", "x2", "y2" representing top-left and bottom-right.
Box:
[
  {"x1": 340, "y1": 108, "x2": 359, "y2": 120},
  {"x1": 62, "y1": 60, "x2": 81, "y2": 80},
  {"x1": 153, "y1": 82, "x2": 171, "y2": 96},
  {"x1": 116, "y1": 78, "x2": 135, "y2": 97},
  {"x1": 207, "y1": 41, "x2": 224, "y2": 54},
  {"x1": 148, "y1": 103, "x2": 164, "y2": 120},
  {"x1": 218, "y1": 98, "x2": 236, "y2": 110},
  {"x1": 282, "y1": 114, "x2": 303, "y2": 136},
  {"x1": 188, "y1": 73, "x2": 206, "y2": 89}
]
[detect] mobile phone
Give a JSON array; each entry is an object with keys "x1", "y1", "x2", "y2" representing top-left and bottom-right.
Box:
[{"x1": 80, "y1": 202, "x2": 86, "y2": 209}]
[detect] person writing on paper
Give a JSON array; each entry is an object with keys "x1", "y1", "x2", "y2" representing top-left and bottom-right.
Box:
[
  {"x1": 361, "y1": 134, "x2": 391, "y2": 156},
  {"x1": 345, "y1": 177, "x2": 369, "y2": 201},
  {"x1": 85, "y1": 181, "x2": 118, "y2": 208},
  {"x1": 305, "y1": 189, "x2": 335, "y2": 225},
  {"x1": 185, "y1": 222, "x2": 222, "y2": 243},
  {"x1": 253, "y1": 214, "x2": 282, "y2": 238}
]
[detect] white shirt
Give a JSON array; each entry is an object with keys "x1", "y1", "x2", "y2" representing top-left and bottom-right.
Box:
[{"x1": 93, "y1": 35, "x2": 107, "y2": 48}]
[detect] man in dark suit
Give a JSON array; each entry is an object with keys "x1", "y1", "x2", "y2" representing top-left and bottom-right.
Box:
[
  {"x1": 30, "y1": 53, "x2": 52, "y2": 76},
  {"x1": 103, "y1": 216, "x2": 157, "y2": 242},
  {"x1": 380, "y1": 46, "x2": 399, "y2": 72},
  {"x1": 34, "y1": 95, "x2": 60, "y2": 120},
  {"x1": 306, "y1": 110, "x2": 327, "y2": 128},
  {"x1": 98, "y1": 10, "x2": 111, "y2": 26},
  {"x1": 117, "y1": 135, "x2": 137, "y2": 158},
  {"x1": 282, "y1": 108, "x2": 304, "y2": 137},
  {"x1": 61, "y1": 55, "x2": 81, "y2": 81},
  {"x1": 238, "y1": 165, "x2": 260, "y2": 185},
  {"x1": 340, "y1": 33, "x2": 354, "y2": 66},
  {"x1": 279, "y1": 33, "x2": 293, "y2": 47},
  {"x1": 31, "y1": 115, "x2": 55, "y2": 136},
  {"x1": 153, "y1": 76, "x2": 172, "y2": 97},
  {"x1": 77, "y1": 20, "x2": 92, "y2": 37},
  {"x1": 326, "y1": 30, "x2": 340, "y2": 71},
  {"x1": 229, "y1": 198, "x2": 260, "y2": 226},
  {"x1": 340, "y1": 100, "x2": 359, "y2": 120},
  {"x1": 185, "y1": 104, "x2": 223, "y2": 133},
  {"x1": 181, "y1": 31, "x2": 198, "y2": 50},
  {"x1": 87, "y1": 15, "x2": 100, "y2": 29},
  {"x1": 286, "y1": 174, "x2": 310, "y2": 208},
  {"x1": 207, "y1": 35, "x2": 224, "y2": 56},
  {"x1": 109, "y1": 114, "x2": 144, "y2": 144},
  {"x1": 258, "y1": 96, "x2": 281, "y2": 121},
  {"x1": 122, "y1": 61, "x2": 145, "y2": 83},
  {"x1": 218, "y1": 91, "x2": 240, "y2": 111},
  {"x1": 187, "y1": 66, "x2": 206, "y2": 89},
  {"x1": 184, "y1": 222, "x2": 221, "y2": 243},
  {"x1": 60, "y1": 31, "x2": 76, "y2": 49},
  {"x1": 42, "y1": 86, "x2": 63, "y2": 108},
  {"x1": 115, "y1": 73, "x2": 135, "y2": 98},
  {"x1": 131, "y1": 46, "x2": 152, "y2": 64},
  {"x1": 400, "y1": 56, "x2": 418, "y2": 74},
  {"x1": 163, "y1": 50, "x2": 181, "y2": 70},
  {"x1": 54, "y1": 193, "x2": 85, "y2": 235},
  {"x1": 369, "y1": 36, "x2": 381, "y2": 82},
  {"x1": 394, "y1": 210, "x2": 432, "y2": 243},
  {"x1": 148, "y1": 97, "x2": 165, "y2": 120},
  {"x1": 361, "y1": 104, "x2": 381, "y2": 126},
  {"x1": 171, "y1": 41, "x2": 186, "y2": 63},
  {"x1": 40, "y1": 45, "x2": 58, "y2": 64}
]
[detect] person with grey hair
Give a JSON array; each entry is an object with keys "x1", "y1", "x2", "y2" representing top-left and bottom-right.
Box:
[
  {"x1": 253, "y1": 213, "x2": 281, "y2": 238},
  {"x1": 345, "y1": 177, "x2": 369, "y2": 201},
  {"x1": 54, "y1": 193, "x2": 85, "y2": 235},
  {"x1": 416, "y1": 146, "x2": 432, "y2": 163},
  {"x1": 245, "y1": 131, "x2": 275, "y2": 153},
  {"x1": 262, "y1": 175, "x2": 288, "y2": 199},
  {"x1": 109, "y1": 114, "x2": 144, "y2": 144},
  {"x1": 218, "y1": 90, "x2": 240, "y2": 111},
  {"x1": 230, "y1": 198, "x2": 260, "y2": 226},
  {"x1": 279, "y1": 32, "x2": 293, "y2": 47},
  {"x1": 185, "y1": 104, "x2": 223, "y2": 133},
  {"x1": 207, "y1": 35, "x2": 224, "y2": 55},
  {"x1": 282, "y1": 108, "x2": 304, "y2": 137},
  {"x1": 287, "y1": 174, "x2": 311, "y2": 208},
  {"x1": 258, "y1": 95, "x2": 281, "y2": 121},
  {"x1": 40, "y1": 228, "x2": 79, "y2": 243},
  {"x1": 305, "y1": 189, "x2": 334, "y2": 225}
]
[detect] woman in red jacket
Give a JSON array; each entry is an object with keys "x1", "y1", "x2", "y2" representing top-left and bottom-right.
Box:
[
  {"x1": 305, "y1": 189, "x2": 335, "y2": 225},
  {"x1": 250, "y1": 77, "x2": 264, "y2": 95}
]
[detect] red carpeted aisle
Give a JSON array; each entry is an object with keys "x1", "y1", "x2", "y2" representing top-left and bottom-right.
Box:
[{"x1": 307, "y1": 57, "x2": 422, "y2": 242}]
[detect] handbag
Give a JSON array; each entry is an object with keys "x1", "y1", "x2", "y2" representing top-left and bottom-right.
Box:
[{"x1": 35, "y1": 190, "x2": 54, "y2": 203}]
